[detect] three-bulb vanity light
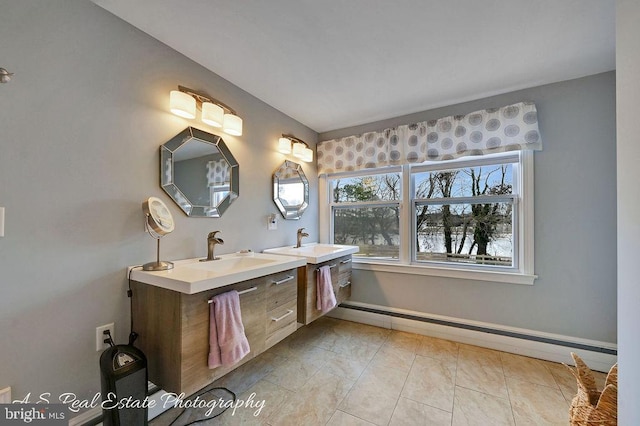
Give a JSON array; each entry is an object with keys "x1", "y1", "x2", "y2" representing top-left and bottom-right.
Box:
[
  {"x1": 278, "y1": 134, "x2": 314, "y2": 163},
  {"x1": 169, "y1": 85, "x2": 243, "y2": 136}
]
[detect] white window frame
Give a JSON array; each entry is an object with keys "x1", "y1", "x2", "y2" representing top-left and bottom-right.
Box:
[
  {"x1": 320, "y1": 151, "x2": 536, "y2": 285},
  {"x1": 327, "y1": 167, "x2": 403, "y2": 260}
]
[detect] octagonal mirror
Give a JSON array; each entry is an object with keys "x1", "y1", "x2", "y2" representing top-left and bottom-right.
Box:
[
  {"x1": 273, "y1": 160, "x2": 309, "y2": 220},
  {"x1": 161, "y1": 127, "x2": 239, "y2": 217}
]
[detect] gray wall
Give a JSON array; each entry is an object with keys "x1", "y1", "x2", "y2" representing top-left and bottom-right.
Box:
[
  {"x1": 616, "y1": 0, "x2": 640, "y2": 422},
  {"x1": 0, "y1": 1, "x2": 318, "y2": 402},
  {"x1": 320, "y1": 72, "x2": 617, "y2": 344}
]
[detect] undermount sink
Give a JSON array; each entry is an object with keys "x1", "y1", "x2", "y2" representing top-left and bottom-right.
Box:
[
  {"x1": 129, "y1": 252, "x2": 306, "y2": 294},
  {"x1": 263, "y1": 243, "x2": 359, "y2": 264}
]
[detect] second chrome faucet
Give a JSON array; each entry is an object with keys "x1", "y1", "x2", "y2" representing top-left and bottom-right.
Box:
[
  {"x1": 296, "y1": 228, "x2": 309, "y2": 248},
  {"x1": 200, "y1": 231, "x2": 224, "y2": 262}
]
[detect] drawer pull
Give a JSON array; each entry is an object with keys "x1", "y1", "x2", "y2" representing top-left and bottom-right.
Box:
[
  {"x1": 340, "y1": 259, "x2": 352, "y2": 264},
  {"x1": 272, "y1": 275, "x2": 295, "y2": 285},
  {"x1": 208, "y1": 286, "x2": 257, "y2": 303},
  {"x1": 271, "y1": 310, "x2": 294, "y2": 322},
  {"x1": 339, "y1": 281, "x2": 351, "y2": 288},
  {"x1": 315, "y1": 263, "x2": 337, "y2": 272}
]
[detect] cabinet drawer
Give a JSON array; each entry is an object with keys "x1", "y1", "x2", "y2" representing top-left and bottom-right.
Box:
[
  {"x1": 266, "y1": 299, "x2": 297, "y2": 337},
  {"x1": 334, "y1": 255, "x2": 352, "y2": 303},
  {"x1": 336, "y1": 256, "x2": 352, "y2": 286},
  {"x1": 335, "y1": 276, "x2": 351, "y2": 304},
  {"x1": 265, "y1": 321, "x2": 296, "y2": 350},
  {"x1": 266, "y1": 271, "x2": 297, "y2": 311}
]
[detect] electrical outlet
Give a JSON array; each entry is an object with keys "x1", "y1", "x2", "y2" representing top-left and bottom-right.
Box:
[{"x1": 96, "y1": 323, "x2": 115, "y2": 352}]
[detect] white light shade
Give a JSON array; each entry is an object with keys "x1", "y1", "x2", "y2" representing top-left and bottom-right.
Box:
[
  {"x1": 201, "y1": 102, "x2": 224, "y2": 127},
  {"x1": 302, "y1": 146, "x2": 314, "y2": 163},
  {"x1": 278, "y1": 137, "x2": 292, "y2": 154},
  {"x1": 292, "y1": 141, "x2": 306, "y2": 158},
  {"x1": 223, "y1": 113, "x2": 243, "y2": 136},
  {"x1": 170, "y1": 90, "x2": 196, "y2": 119}
]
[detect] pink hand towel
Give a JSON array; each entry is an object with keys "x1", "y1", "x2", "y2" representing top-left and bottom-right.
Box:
[
  {"x1": 317, "y1": 265, "x2": 337, "y2": 313},
  {"x1": 208, "y1": 300, "x2": 222, "y2": 369},
  {"x1": 208, "y1": 290, "x2": 250, "y2": 368}
]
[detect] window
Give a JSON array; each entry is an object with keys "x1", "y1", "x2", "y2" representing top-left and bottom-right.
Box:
[
  {"x1": 324, "y1": 152, "x2": 535, "y2": 284},
  {"x1": 331, "y1": 170, "x2": 401, "y2": 260},
  {"x1": 412, "y1": 156, "x2": 517, "y2": 268}
]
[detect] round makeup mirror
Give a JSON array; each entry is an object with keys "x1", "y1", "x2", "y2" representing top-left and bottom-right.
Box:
[{"x1": 142, "y1": 196, "x2": 174, "y2": 271}]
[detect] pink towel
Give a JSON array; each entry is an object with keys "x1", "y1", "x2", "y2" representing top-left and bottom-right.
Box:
[
  {"x1": 208, "y1": 290, "x2": 250, "y2": 369},
  {"x1": 316, "y1": 265, "x2": 337, "y2": 313}
]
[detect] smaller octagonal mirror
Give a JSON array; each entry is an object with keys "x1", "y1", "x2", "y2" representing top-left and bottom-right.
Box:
[
  {"x1": 161, "y1": 127, "x2": 239, "y2": 217},
  {"x1": 273, "y1": 160, "x2": 309, "y2": 220}
]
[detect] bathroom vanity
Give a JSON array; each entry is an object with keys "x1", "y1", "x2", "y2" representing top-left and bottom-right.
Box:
[
  {"x1": 298, "y1": 254, "x2": 353, "y2": 324},
  {"x1": 128, "y1": 253, "x2": 305, "y2": 395},
  {"x1": 263, "y1": 243, "x2": 359, "y2": 324}
]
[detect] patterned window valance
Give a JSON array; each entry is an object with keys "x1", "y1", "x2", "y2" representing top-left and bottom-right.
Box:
[
  {"x1": 317, "y1": 102, "x2": 542, "y2": 175},
  {"x1": 207, "y1": 159, "x2": 230, "y2": 186}
]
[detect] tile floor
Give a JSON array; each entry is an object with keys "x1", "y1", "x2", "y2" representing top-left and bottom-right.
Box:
[{"x1": 151, "y1": 317, "x2": 606, "y2": 426}]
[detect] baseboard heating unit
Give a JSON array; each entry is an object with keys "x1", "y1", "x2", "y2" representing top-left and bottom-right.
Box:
[{"x1": 329, "y1": 302, "x2": 617, "y2": 372}]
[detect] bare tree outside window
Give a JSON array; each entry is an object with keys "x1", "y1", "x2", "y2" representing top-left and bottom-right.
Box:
[
  {"x1": 332, "y1": 173, "x2": 400, "y2": 259},
  {"x1": 414, "y1": 164, "x2": 514, "y2": 266},
  {"x1": 327, "y1": 153, "x2": 528, "y2": 273}
]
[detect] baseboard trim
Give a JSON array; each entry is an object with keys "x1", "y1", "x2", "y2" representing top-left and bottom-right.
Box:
[{"x1": 328, "y1": 302, "x2": 617, "y2": 372}]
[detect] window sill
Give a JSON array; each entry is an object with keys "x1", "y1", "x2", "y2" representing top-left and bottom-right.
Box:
[{"x1": 352, "y1": 259, "x2": 537, "y2": 285}]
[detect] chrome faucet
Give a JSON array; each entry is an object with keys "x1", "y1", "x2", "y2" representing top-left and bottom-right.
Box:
[
  {"x1": 200, "y1": 231, "x2": 224, "y2": 262},
  {"x1": 295, "y1": 228, "x2": 309, "y2": 248}
]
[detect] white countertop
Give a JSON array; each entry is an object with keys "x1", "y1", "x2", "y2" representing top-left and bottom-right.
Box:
[
  {"x1": 263, "y1": 242, "x2": 359, "y2": 264},
  {"x1": 128, "y1": 252, "x2": 306, "y2": 294}
]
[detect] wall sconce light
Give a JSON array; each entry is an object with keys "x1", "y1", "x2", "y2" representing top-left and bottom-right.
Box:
[
  {"x1": 169, "y1": 85, "x2": 243, "y2": 136},
  {"x1": 0, "y1": 68, "x2": 14, "y2": 84},
  {"x1": 278, "y1": 134, "x2": 313, "y2": 163}
]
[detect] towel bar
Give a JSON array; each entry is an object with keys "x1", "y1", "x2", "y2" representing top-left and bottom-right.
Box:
[
  {"x1": 340, "y1": 259, "x2": 352, "y2": 264},
  {"x1": 207, "y1": 286, "x2": 258, "y2": 303},
  {"x1": 315, "y1": 263, "x2": 337, "y2": 272}
]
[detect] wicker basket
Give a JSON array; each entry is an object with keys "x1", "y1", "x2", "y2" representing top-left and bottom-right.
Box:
[{"x1": 564, "y1": 353, "x2": 617, "y2": 425}]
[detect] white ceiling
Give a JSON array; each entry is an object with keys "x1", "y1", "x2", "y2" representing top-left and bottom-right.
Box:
[{"x1": 93, "y1": 0, "x2": 615, "y2": 133}]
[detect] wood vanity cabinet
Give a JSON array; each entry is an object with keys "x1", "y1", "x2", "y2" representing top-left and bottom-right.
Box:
[
  {"x1": 130, "y1": 268, "x2": 297, "y2": 396},
  {"x1": 298, "y1": 254, "x2": 352, "y2": 325}
]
